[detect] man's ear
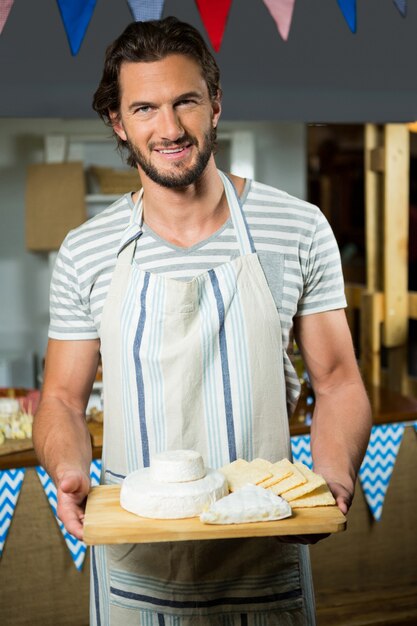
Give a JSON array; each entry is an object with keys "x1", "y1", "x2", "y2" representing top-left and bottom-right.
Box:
[
  {"x1": 211, "y1": 90, "x2": 222, "y2": 129},
  {"x1": 109, "y1": 111, "x2": 127, "y2": 142}
]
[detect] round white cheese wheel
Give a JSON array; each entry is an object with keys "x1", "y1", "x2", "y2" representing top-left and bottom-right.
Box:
[
  {"x1": 150, "y1": 449, "x2": 205, "y2": 483},
  {"x1": 120, "y1": 467, "x2": 228, "y2": 519}
]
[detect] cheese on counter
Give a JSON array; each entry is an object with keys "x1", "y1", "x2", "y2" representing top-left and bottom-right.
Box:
[{"x1": 200, "y1": 484, "x2": 292, "y2": 525}]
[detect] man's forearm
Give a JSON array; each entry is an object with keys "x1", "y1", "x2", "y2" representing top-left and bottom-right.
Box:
[
  {"x1": 33, "y1": 395, "x2": 92, "y2": 485},
  {"x1": 309, "y1": 379, "x2": 372, "y2": 494}
]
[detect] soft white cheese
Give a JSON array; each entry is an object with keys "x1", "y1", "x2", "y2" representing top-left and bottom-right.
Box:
[
  {"x1": 200, "y1": 484, "x2": 292, "y2": 524},
  {"x1": 120, "y1": 467, "x2": 227, "y2": 519},
  {"x1": 150, "y1": 449, "x2": 205, "y2": 483}
]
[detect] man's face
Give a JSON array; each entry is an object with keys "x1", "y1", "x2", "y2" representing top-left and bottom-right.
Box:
[{"x1": 112, "y1": 54, "x2": 221, "y2": 188}]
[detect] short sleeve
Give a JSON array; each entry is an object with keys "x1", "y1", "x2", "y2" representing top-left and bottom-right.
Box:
[
  {"x1": 297, "y1": 210, "x2": 347, "y2": 316},
  {"x1": 48, "y1": 237, "x2": 99, "y2": 340}
]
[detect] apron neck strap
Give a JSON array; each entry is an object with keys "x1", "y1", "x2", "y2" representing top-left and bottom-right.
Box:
[
  {"x1": 117, "y1": 171, "x2": 254, "y2": 260},
  {"x1": 217, "y1": 170, "x2": 255, "y2": 255},
  {"x1": 117, "y1": 188, "x2": 144, "y2": 259}
]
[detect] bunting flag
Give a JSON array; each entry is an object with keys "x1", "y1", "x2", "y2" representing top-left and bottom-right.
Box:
[
  {"x1": 0, "y1": 468, "x2": 25, "y2": 557},
  {"x1": 290, "y1": 434, "x2": 313, "y2": 469},
  {"x1": 36, "y1": 466, "x2": 87, "y2": 570},
  {"x1": 262, "y1": 0, "x2": 296, "y2": 42},
  {"x1": 337, "y1": 0, "x2": 356, "y2": 33},
  {"x1": 393, "y1": 0, "x2": 407, "y2": 17},
  {"x1": 0, "y1": 0, "x2": 14, "y2": 35},
  {"x1": 195, "y1": 0, "x2": 233, "y2": 52},
  {"x1": 56, "y1": 0, "x2": 97, "y2": 56},
  {"x1": 90, "y1": 459, "x2": 102, "y2": 487},
  {"x1": 358, "y1": 423, "x2": 405, "y2": 521},
  {"x1": 126, "y1": 0, "x2": 165, "y2": 22},
  {"x1": 35, "y1": 460, "x2": 102, "y2": 570}
]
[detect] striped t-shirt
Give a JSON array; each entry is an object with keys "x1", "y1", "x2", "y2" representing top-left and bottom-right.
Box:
[{"x1": 49, "y1": 178, "x2": 346, "y2": 412}]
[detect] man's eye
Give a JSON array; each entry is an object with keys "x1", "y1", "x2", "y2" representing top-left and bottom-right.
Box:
[
  {"x1": 135, "y1": 106, "x2": 152, "y2": 114},
  {"x1": 177, "y1": 99, "x2": 196, "y2": 107}
]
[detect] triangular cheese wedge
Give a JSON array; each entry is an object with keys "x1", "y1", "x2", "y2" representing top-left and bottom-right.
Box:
[{"x1": 200, "y1": 484, "x2": 292, "y2": 524}]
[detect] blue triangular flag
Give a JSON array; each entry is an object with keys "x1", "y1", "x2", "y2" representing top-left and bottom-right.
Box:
[
  {"x1": 56, "y1": 0, "x2": 97, "y2": 56},
  {"x1": 337, "y1": 0, "x2": 356, "y2": 33},
  {"x1": 358, "y1": 423, "x2": 404, "y2": 521},
  {"x1": 127, "y1": 0, "x2": 165, "y2": 22},
  {"x1": 393, "y1": 0, "x2": 407, "y2": 17},
  {"x1": 34, "y1": 461, "x2": 102, "y2": 570},
  {"x1": 36, "y1": 466, "x2": 87, "y2": 570},
  {"x1": 290, "y1": 434, "x2": 313, "y2": 469},
  {"x1": 90, "y1": 459, "x2": 102, "y2": 487},
  {"x1": 0, "y1": 468, "x2": 25, "y2": 557}
]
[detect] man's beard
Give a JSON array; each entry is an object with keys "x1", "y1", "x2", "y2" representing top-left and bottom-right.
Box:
[{"x1": 125, "y1": 127, "x2": 216, "y2": 189}]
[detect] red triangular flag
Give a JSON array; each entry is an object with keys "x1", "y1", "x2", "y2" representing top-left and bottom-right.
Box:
[
  {"x1": 195, "y1": 0, "x2": 233, "y2": 52},
  {"x1": 0, "y1": 0, "x2": 14, "y2": 35},
  {"x1": 263, "y1": 0, "x2": 296, "y2": 41}
]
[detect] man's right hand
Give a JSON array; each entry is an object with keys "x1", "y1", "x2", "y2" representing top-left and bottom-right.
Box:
[{"x1": 56, "y1": 469, "x2": 91, "y2": 540}]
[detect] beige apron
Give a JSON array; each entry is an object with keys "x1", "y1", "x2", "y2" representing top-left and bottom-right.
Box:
[{"x1": 91, "y1": 171, "x2": 315, "y2": 625}]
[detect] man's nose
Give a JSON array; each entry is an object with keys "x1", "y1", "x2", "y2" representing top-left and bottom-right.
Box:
[{"x1": 158, "y1": 107, "x2": 184, "y2": 142}]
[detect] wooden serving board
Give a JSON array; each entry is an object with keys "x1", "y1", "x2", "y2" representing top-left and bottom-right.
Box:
[{"x1": 83, "y1": 485, "x2": 347, "y2": 545}]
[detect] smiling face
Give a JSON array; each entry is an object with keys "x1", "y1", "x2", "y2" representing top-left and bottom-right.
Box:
[{"x1": 111, "y1": 54, "x2": 221, "y2": 188}]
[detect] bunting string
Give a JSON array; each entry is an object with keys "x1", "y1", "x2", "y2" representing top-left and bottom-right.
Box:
[{"x1": 1, "y1": 1, "x2": 411, "y2": 49}]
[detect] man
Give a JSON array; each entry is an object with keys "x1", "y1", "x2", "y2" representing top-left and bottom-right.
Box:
[{"x1": 33, "y1": 17, "x2": 371, "y2": 626}]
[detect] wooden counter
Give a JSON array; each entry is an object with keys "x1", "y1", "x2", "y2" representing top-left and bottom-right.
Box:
[{"x1": 2, "y1": 385, "x2": 417, "y2": 470}]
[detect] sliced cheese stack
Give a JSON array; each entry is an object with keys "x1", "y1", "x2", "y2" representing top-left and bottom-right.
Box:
[
  {"x1": 200, "y1": 484, "x2": 292, "y2": 525},
  {"x1": 219, "y1": 458, "x2": 336, "y2": 508},
  {"x1": 120, "y1": 450, "x2": 228, "y2": 519}
]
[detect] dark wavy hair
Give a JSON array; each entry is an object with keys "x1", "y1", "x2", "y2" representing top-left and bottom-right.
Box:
[{"x1": 92, "y1": 17, "x2": 222, "y2": 167}]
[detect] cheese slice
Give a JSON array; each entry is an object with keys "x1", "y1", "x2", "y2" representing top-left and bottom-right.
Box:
[
  {"x1": 256, "y1": 457, "x2": 294, "y2": 489},
  {"x1": 290, "y1": 484, "x2": 336, "y2": 508},
  {"x1": 200, "y1": 484, "x2": 292, "y2": 524},
  {"x1": 268, "y1": 462, "x2": 306, "y2": 495},
  {"x1": 219, "y1": 458, "x2": 272, "y2": 492},
  {"x1": 280, "y1": 463, "x2": 325, "y2": 502}
]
